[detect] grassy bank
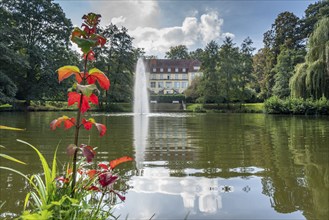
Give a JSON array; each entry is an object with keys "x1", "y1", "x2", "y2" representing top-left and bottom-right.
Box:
[
  {"x1": 186, "y1": 103, "x2": 264, "y2": 113},
  {"x1": 0, "y1": 101, "x2": 133, "y2": 112}
]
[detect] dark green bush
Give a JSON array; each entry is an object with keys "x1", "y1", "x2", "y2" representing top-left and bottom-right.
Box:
[
  {"x1": 150, "y1": 95, "x2": 185, "y2": 103},
  {"x1": 264, "y1": 96, "x2": 329, "y2": 115}
]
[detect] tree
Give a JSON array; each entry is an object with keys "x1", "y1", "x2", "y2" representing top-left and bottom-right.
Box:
[
  {"x1": 272, "y1": 47, "x2": 305, "y2": 98},
  {"x1": 0, "y1": 5, "x2": 27, "y2": 103},
  {"x1": 218, "y1": 37, "x2": 240, "y2": 106},
  {"x1": 272, "y1": 11, "x2": 301, "y2": 54},
  {"x1": 252, "y1": 48, "x2": 276, "y2": 100},
  {"x1": 165, "y1": 45, "x2": 190, "y2": 59},
  {"x1": 239, "y1": 37, "x2": 256, "y2": 103},
  {"x1": 95, "y1": 24, "x2": 139, "y2": 108},
  {"x1": 189, "y1": 48, "x2": 204, "y2": 60},
  {"x1": 184, "y1": 76, "x2": 201, "y2": 103},
  {"x1": 290, "y1": 17, "x2": 329, "y2": 99},
  {"x1": 1, "y1": 0, "x2": 77, "y2": 103},
  {"x1": 197, "y1": 41, "x2": 221, "y2": 104},
  {"x1": 300, "y1": 0, "x2": 329, "y2": 39}
]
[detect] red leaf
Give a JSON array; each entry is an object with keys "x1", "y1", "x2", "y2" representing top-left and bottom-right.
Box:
[
  {"x1": 67, "y1": 92, "x2": 81, "y2": 106},
  {"x1": 57, "y1": 66, "x2": 80, "y2": 82},
  {"x1": 109, "y1": 156, "x2": 133, "y2": 170},
  {"x1": 89, "y1": 94, "x2": 98, "y2": 105},
  {"x1": 89, "y1": 68, "x2": 110, "y2": 90},
  {"x1": 83, "y1": 50, "x2": 95, "y2": 61},
  {"x1": 68, "y1": 92, "x2": 91, "y2": 113},
  {"x1": 64, "y1": 118, "x2": 75, "y2": 129},
  {"x1": 96, "y1": 35, "x2": 106, "y2": 46},
  {"x1": 87, "y1": 169, "x2": 98, "y2": 178},
  {"x1": 81, "y1": 145, "x2": 96, "y2": 163},
  {"x1": 80, "y1": 95, "x2": 90, "y2": 113},
  {"x1": 98, "y1": 163, "x2": 109, "y2": 170},
  {"x1": 82, "y1": 118, "x2": 93, "y2": 130},
  {"x1": 98, "y1": 172, "x2": 118, "y2": 187},
  {"x1": 95, "y1": 123, "x2": 106, "y2": 136},
  {"x1": 87, "y1": 185, "x2": 100, "y2": 191},
  {"x1": 50, "y1": 116, "x2": 75, "y2": 130},
  {"x1": 112, "y1": 190, "x2": 126, "y2": 202}
]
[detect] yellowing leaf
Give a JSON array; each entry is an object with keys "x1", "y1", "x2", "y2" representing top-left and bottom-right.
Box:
[
  {"x1": 88, "y1": 68, "x2": 110, "y2": 90},
  {"x1": 0, "y1": 125, "x2": 25, "y2": 131},
  {"x1": 0, "y1": 153, "x2": 26, "y2": 165},
  {"x1": 57, "y1": 66, "x2": 80, "y2": 82}
]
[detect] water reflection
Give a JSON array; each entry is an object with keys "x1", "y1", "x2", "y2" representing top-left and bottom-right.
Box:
[
  {"x1": 133, "y1": 114, "x2": 149, "y2": 170},
  {"x1": 1, "y1": 112, "x2": 328, "y2": 219}
]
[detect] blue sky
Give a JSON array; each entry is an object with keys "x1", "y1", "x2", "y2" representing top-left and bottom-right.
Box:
[{"x1": 55, "y1": 0, "x2": 317, "y2": 57}]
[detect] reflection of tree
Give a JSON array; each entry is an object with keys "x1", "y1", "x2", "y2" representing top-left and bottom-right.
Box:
[
  {"x1": 180, "y1": 114, "x2": 328, "y2": 219},
  {"x1": 261, "y1": 116, "x2": 329, "y2": 219}
]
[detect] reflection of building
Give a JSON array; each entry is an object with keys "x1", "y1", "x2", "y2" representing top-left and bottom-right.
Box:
[
  {"x1": 129, "y1": 169, "x2": 222, "y2": 214},
  {"x1": 145, "y1": 116, "x2": 196, "y2": 162},
  {"x1": 144, "y1": 59, "x2": 202, "y2": 94}
]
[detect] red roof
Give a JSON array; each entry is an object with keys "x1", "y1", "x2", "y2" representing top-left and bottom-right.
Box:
[{"x1": 144, "y1": 59, "x2": 201, "y2": 73}]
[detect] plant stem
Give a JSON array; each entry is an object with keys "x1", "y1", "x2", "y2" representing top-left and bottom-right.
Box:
[{"x1": 71, "y1": 54, "x2": 89, "y2": 197}]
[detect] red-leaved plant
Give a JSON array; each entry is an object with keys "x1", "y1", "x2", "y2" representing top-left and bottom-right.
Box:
[{"x1": 50, "y1": 13, "x2": 133, "y2": 202}]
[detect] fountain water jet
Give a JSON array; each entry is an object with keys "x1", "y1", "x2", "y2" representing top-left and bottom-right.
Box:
[
  {"x1": 134, "y1": 58, "x2": 149, "y2": 114},
  {"x1": 133, "y1": 58, "x2": 150, "y2": 170}
]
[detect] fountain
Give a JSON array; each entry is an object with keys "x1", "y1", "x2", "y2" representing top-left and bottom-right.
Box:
[
  {"x1": 134, "y1": 58, "x2": 150, "y2": 114},
  {"x1": 133, "y1": 58, "x2": 150, "y2": 170}
]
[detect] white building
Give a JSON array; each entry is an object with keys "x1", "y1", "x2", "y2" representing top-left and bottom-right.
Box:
[{"x1": 144, "y1": 59, "x2": 202, "y2": 94}]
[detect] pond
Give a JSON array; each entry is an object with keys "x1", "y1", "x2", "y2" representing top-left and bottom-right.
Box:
[{"x1": 0, "y1": 112, "x2": 328, "y2": 219}]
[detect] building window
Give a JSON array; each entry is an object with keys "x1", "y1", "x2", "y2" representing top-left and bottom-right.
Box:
[
  {"x1": 153, "y1": 68, "x2": 156, "y2": 72},
  {"x1": 167, "y1": 75, "x2": 170, "y2": 80},
  {"x1": 151, "y1": 74, "x2": 156, "y2": 79},
  {"x1": 150, "y1": 82, "x2": 156, "y2": 88},
  {"x1": 168, "y1": 68, "x2": 171, "y2": 72},
  {"x1": 181, "y1": 82, "x2": 188, "y2": 88},
  {"x1": 166, "y1": 82, "x2": 172, "y2": 88},
  {"x1": 174, "y1": 82, "x2": 180, "y2": 88},
  {"x1": 158, "y1": 82, "x2": 164, "y2": 88},
  {"x1": 191, "y1": 73, "x2": 195, "y2": 80},
  {"x1": 160, "y1": 68, "x2": 164, "y2": 72},
  {"x1": 182, "y1": 74, "x2": 188, "y2": 79},
  {"x1": 175, "y1": 67, "x2": 179, "y2": 72},
  {"x1": 175, "y1": 74, "x2": 179, "y2": 80},
  {"x1": 193, "y1": 66, "x2": 200, "y2": 70},
  {"x1": 182, "y1": 68, "x2": 186, "y2": 72},
  {"x1": 160, "y1": 74, "x2": 163, "y2": 79}
]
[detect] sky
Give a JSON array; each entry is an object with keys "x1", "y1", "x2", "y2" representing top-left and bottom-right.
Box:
[{"x1": 55, "y1": 0, "x2": 317, "y2": 58}]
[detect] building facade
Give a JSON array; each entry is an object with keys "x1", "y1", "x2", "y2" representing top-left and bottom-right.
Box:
[{"x1": 144, "y1": 59, "x2": 202, "y2": 95}]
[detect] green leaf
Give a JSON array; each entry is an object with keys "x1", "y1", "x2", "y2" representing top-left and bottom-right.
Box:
[
  {"x1": 0, "y1": 153, "x2": 26, "y2": 165},
  {"x1": 76, "y1": 84, "x2": 98, "y2": 97},
  {"x1": 16, "y1": 139, "x2": 52, "y2": 195},
  {"x1": 73, "y1": 37, "x2": 97, "y2": 54}
]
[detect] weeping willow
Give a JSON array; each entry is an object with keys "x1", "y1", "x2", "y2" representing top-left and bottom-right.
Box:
[{"x1": 290, "y1": 17, "x2": 329, "y2": 99}]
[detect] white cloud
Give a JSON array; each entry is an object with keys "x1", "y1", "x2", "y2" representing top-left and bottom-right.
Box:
[
  {"x1": 221, "y1": 32, "x2": 235, "y2": 39},
  {"x1": 111, "y1": 16, "x2": 126, "y2": 25},
  {"x1": 87, "y1": 0, "x2": 231, "y2": 57},
  {"x1": 91, "y1": 0, "x2": 159, "y2": 28},
  {"x1": 130, "y1": 11, "x2": 229, "y2": 57}
]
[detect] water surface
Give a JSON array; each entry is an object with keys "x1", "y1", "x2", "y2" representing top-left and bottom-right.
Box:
[{"x1": 0, "y1": 112, "x2": 328, "y2": 219}]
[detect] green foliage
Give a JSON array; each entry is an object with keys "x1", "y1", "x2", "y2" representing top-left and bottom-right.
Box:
[
  {"x1": 264, "y1": 96, "x2": 329, "y2": 115},
  {"x1": 95, "y1": 24, "x2": 139, "y2": 107},
  {"x1": 290, "y1": 17, "x2": 329, "y2": 99},
  {"x1": 0, "y1": 0, "x2": 78, "y2": 103},
  {"x1": 150, "y1": 94, "x2": 185, "y2": 103},
  {"x1": 165, "y1": 45, "x2": 190, "y2": 59},
  {"x1": 186, "y1": 104, "x2": 205, "y2": 113},
  {"x1": 272, "y1": 47, "x2": 305, "y2": 98}
]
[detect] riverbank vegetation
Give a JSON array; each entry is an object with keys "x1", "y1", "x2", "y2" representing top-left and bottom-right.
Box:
[{"x1": 0, "y1": 0, "x2": 328, "y2": 115}]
